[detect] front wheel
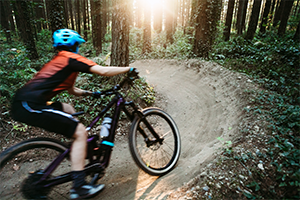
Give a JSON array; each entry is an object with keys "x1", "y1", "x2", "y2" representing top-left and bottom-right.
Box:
[
  {"x1": 129, "y1": 107, "x2": 181, "y2": 176},
  {"x1": 0, "y1": 137, "x2": 69, "y2": 199}
]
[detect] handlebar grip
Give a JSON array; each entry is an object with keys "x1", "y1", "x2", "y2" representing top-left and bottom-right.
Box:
[
  {"x1": 128, "y1": 68, "x2": 139, "y2": 80},
  {"x1": 93, "y1": 91, "x2": 102, "y2": 98}
]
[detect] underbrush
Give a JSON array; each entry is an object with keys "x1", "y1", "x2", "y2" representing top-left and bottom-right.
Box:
[{"x1": 207, "y1": 32, "x2": 300, "y2": 199}]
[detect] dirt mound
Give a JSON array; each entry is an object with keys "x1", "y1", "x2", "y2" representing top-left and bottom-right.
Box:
[{"x1": 96, "y1": 59, "x2": 252, "y2": 200}]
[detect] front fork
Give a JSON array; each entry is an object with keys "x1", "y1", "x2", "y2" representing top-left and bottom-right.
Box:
[{"x1": 123, "y1": 102, "x2": 164, "y2": 147}]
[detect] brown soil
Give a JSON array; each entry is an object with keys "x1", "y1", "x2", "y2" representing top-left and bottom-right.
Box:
[{"x1": 0, "y1": 59, "x2": 254, "y2": 199}]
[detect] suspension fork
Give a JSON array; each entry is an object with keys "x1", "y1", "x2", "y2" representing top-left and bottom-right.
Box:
[{"x1": 123, "y1": 102, "x2": 163, "y2": 146}]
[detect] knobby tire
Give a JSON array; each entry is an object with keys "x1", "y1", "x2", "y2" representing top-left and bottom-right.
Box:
[{"x1": 129, "y1": 107, "x2": 181, "y2": 176}]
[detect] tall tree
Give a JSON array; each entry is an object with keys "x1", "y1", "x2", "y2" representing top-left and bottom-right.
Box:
[
  {"x1": 13, "y1": 0, "x2": 39, "y2": 59},
  {"x1": 236, "y1": 0, "x2": 249, "y2": 35},
  {"x1": 91, "y1": 0, "x2": 102, "y2": 54},
  {"x1": 48, "y1": 0, "x2": 66, "y2": 33},
  {"x1": 223, "y1": 0, "x2": 235, "y2": 41},
  {"x1": 278, "y1": 0, "x2": 294, "y2": 36},
  {"x1": 245, "y1": 0, "x2": 262, "y2": 40},
  {"x1": 76, "y1": 0, "x2": 81, "y2": 34},
  {"x1": 273, "y1": 0, "x2": 284, "y2": 27},
  {"x1": 135, "y1": 0, "x2": 142, "y2": 28},
  {"x1": 153, "y1": 2, "x2": 163, "y2": 33},
  {"x1": 101, "y1": 0, "x2": 108, "y2": 40},
  {"x1": 165, "y1": 0, "x2": 175, "y2": 44},
  {"x1": 3, "y1": 0, "x2": 16, "y2": 33},
  {"x1": 68, "y1": 0, "x2": 75, "y2": 30},
  {"x1": 0, "y1": 0, "x2": 11, "y2": 42},
  {"x1": 111, "y1": 0, "x2": 130, "y2": 66},
  {"x1": 293, "y1": 0, "x2": 299, "y2": 16},
  {"x1": 185, "y1": 0, "x2": 191, "y2": 27},
  {"x1": 259, "y1": 0, "x2": 272, "y2": 34},
  {"x1": 63, "y1": 0, "x2": 69, "y2": 29},
  {"x1": 142, "y1": 1, "x2": 151, "y2": 53},
  {"x1": 193, "y1": 0, "x2": 222, "y2": 57},
  {"x1": 293, "y1": 19, "x2": 300, "y2": 41},
  {"x1": 82, "y1": 0, "x2": 88, "y2": 40}
]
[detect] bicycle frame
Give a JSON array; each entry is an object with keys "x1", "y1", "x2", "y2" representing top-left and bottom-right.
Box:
[{"x1": 36, "y1": 82, "x2": 162, "y2": 189}]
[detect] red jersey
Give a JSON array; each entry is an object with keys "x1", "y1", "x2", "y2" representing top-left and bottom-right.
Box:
[{"x1": 14, "y1": 51, "x2": 97, "y2": 103}]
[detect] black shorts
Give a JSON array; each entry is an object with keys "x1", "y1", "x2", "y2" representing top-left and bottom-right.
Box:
[{"x1": 11, "y1": 101, "x2": 78, "y2": 138}]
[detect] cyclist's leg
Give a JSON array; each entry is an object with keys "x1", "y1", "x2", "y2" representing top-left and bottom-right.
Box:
[
  {"x1": 70, "y1": 123, "x2": 87, "y2": 171},
  {"x1": 61, "y1": 102, "x2": 76, "y2": 114},
  {"x1": 59, "y1": 103, "x2": 105, "y2": 198}
]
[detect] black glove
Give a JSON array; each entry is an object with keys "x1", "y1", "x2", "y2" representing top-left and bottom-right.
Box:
[
  {"x1": 93, "y1": 91, "x2": 102, "y2": 98},
  {"x1": 127, "y1": 68, "x2": 139, "y2": 80}
]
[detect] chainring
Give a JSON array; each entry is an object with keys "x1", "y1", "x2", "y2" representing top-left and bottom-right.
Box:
[{"x1": 21, "y1": 170, "x2": 50, "y2": 199}]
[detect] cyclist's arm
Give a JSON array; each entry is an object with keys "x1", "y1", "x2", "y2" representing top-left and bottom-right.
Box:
[
  {"x1": 68, "y1": 86, "x2": 92, "y2": 96},
  {"x1": 89, "y1": 65, "x2": 130, "y2": 76}
]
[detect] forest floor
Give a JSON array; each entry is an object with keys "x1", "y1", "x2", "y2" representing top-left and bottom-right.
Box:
[{"x1": 0, "y1": 59, "x2": 258, "y2": 199}]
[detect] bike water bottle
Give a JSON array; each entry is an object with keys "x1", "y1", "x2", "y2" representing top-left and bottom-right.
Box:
[{"x1": 100, "y1": 117, "x2": 112, "y2": 137}]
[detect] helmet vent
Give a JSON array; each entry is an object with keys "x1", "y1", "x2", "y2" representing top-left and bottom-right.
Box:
[{"x1": 63, "y1": 35, "x2": 70, "y2": 37}]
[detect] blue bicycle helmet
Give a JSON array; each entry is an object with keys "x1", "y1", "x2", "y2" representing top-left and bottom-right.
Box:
[{"x1": 53, "y1": 29, "x2": 86, "y2": 51}]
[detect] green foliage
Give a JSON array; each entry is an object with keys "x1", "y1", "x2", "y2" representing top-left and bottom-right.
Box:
[
  {"x1": 211, "y1": 32, "x2": 300, "y2": 101},
  {"x1": 0, "y1": 29, "x2": 55, "y2": 98},
  {"x1": 129, "y1": 28, "x2": 193, "y2": 60},
  {"x1": 211, "y1": 31, "x2": 300, "y2": 199}
]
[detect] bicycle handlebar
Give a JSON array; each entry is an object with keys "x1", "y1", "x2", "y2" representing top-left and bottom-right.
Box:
[{"x1": 92, "y1": 74, "x2": 139, "y2": 99}]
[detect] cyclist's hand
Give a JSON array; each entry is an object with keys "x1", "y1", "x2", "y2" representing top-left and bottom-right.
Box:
[
  {"x1": 127, "y1": 68, "x2": 139, "y2": 80},
  {"x1": 82, "y1": 90, "x2": 93, "y2": 96},
  {"x1": 93, "y1": 91, "x2": 102, "y2": 98}
]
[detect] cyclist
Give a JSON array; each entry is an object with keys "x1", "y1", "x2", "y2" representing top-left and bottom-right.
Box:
[{"x1": 11, "y1": 29, "x2": 137, "y2": 199}]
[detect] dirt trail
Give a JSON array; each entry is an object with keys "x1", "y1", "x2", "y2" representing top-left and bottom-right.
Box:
[{"x1": 95, "y1": 59, "x2": 249, "y2": 200}]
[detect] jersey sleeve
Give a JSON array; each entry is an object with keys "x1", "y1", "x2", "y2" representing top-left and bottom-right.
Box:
[{"x1": 66, "y1": 52, "x2": 98, "y2": 73}]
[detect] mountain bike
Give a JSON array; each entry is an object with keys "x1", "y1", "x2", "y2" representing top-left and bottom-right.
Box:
[{"x1": 0, "y1": 75, "x2": 181, "y2": 199}]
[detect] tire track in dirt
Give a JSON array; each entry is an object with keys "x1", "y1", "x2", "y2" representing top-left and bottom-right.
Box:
[{"x1": 93, "y1": 59, "x2": 250, "y2": 200}]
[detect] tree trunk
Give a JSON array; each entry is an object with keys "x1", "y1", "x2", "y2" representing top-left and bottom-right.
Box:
[
  {"x1": 91, "y1": 0, "x2": 102, "y2": 54},
  {"x1": 14, "y1": 0, "x2": 39, "y2": 59},
  {"x1": 173, "y1": 0, "x2": 178, "y2": 33},
  {"x1": 293, "y1": 19, "x2": 300, "y2": 41},
  {"x1": 48, "y1": 0, "x2": 66, "y2": 33},
  {"x1": 111, "y1": 0, "x2": 130, "y2": 66},
  {"x1": 185, "y1": 0, "x2": 191, "y2": 27},
  {"x1": 101, "y1": 0, "x2": 108, "y2": 40},
  {"x1": 0, "y1": 0, "x2": 11, "y2": 42},
  {"x1": 165, "y1": 0, "x2": 175, "y2": 44},
  {"x1": 76, "y1": 0, "x2": 81, "y2": 34},
  {"x1": 236, "y1": 0, "x2": 249, "y2": 35},
  {"x1": 63, "y1": 0, "x2": 69, "y2": 29},
  {"x1": 3, "y1": 0, "x2": 16, "y2": 33},
  {"x1": 259, "y1": 0, "x2": 272, "y2": 34},
  {"x1": 223, "y1": 0, "x2": 235, "y2": 41},
  {"x1": 142, "y1": 1, "x2": 151, "y2": 53},
  {"x1": 83, "y1": 0, "x2": 87, "y2": 40},
  {"x1": 273, "y1": 0, "x2": 284, "y2": 27},
  {"x1": 68, "y1": 0, "x2": 75, "y2": 30},
  {"x1": 153, "y1": 2, "x2": 163, "y2": 33},
  {"x1": 236, "y1": 0, "x2": 244, "y2": 35},
  {"x1": 136, "y1": 0, "x2": 142, "y2": 28},
  {"x1": 193, "y1": 0, "x2": 222, "y2": 58},
  {"x1": 278, "y1": 0, "x2": 294, "y2": 36},
  {"x1": 245, "y1": 0, "x2": 262, "y2": 40},
  {"x1": 86, "y1": 0, "x2": 90, "y2": 34}
]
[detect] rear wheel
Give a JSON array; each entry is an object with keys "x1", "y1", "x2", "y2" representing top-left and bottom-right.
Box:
[
  {"x1": 129, "y1": 108, "x2": 181, "y2": 176},
  {"x1": 0, "y1": 137, "x2": 70, "y2": 199}
]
